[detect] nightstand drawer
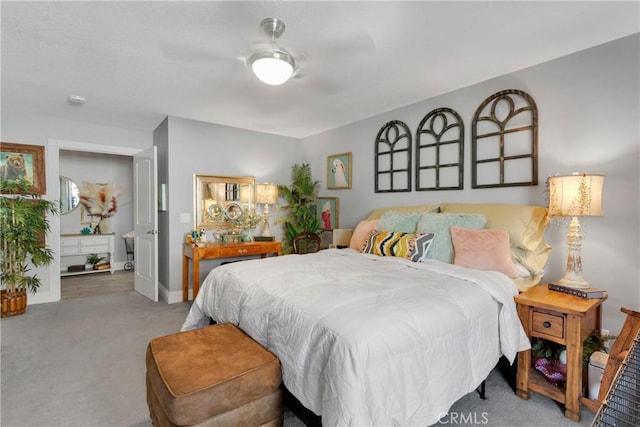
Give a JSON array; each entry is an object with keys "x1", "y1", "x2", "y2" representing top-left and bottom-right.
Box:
[
  {"x1": 218, "y1": 245, "x2": 263, "y2": 257},
  {"x1": 532, "y1": 311, "x2": 564, "y2": 339}
]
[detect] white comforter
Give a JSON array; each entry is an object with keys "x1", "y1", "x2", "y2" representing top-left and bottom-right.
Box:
[{"x1": 182, "y1": 249, "x2": 530, "y2": 426}]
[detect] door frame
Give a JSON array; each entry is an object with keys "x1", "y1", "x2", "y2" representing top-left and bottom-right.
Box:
[{"x1": 45, "y1": 139, "x2": 142, "y2": 305}]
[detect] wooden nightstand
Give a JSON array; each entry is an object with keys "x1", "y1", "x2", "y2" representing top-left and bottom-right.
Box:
[{"x1": 515, "y1": 284, "x2": 607, "y2": 421}]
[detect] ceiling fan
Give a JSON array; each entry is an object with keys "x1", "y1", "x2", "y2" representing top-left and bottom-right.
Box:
[{"x1": 247, "y1": 18, "x2": 296, "y2": 85}]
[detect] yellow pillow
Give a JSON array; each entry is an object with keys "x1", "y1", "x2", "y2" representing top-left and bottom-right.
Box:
[
  {"x1": 366, "y1": 204, "x2": 440, "y2": 220},
  {"x1": 362, "y1": 231, "x2": 435, "y2": 262},
  {"x1": 440, "y1": 203, "x2": 549, "y2": 252}
]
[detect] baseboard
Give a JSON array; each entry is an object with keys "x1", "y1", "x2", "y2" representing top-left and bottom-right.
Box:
[{"x1": 166, "y1": 288, "x2": 191, "y2": 304}]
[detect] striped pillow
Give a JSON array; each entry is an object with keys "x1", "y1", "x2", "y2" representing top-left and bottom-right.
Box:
[{"x1": 362, "y1": 231, "x2": 435, "y2": 262}]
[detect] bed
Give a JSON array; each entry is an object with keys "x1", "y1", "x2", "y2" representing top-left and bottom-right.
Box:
[{"x1": 181, "y1": 203, "x2": 547, "y2": 425}]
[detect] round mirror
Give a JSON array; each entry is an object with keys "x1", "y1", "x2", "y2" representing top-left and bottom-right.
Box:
[{"x1": 59, "y1": 176, "x2": 80, "y2": 214}]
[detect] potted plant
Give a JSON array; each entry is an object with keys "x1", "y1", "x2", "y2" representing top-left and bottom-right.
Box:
[
  {"x1": 277, "y1": 163, "x2": 321, "y2": 254},
  {"x1": 0, "y1": 179, "x2": 58, "y2": 317},
  {"x1": 531, "y1": 330, "x2": 616, "y2": 385},
  {"x1": 86, "y1": 253, "x2": 106, "y2": 270}
]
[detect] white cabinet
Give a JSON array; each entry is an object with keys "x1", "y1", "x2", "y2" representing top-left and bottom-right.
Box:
[{"x1": 60, "y1": 234, "x2": 115, "y2": 276}]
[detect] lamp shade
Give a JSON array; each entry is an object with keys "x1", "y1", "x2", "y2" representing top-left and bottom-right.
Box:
[
  {"x1": 249, "y1": 51, "x2": 295, "y2": 85},
  {"x1": 548, "y1": 173, "x2": 604, "y2": 217},
  {"x1": 255, "y1": 183, "x2": 279, "y2": 204}
]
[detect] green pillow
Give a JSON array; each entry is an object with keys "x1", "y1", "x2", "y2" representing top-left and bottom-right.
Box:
[
  {"x1": 416, "y1": 213, "x2": 487, "y2": 263},
  {"x1": 378, "y1": 211, "x2": 422, "y2": 233}
]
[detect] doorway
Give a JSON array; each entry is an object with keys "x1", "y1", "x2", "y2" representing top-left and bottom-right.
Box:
[
  {"x1": 47, "y1": 139, "x2": 156, "y2": 304},
  {"x1": 58, "y1": 150, "x2": 134, "y2": 300}
]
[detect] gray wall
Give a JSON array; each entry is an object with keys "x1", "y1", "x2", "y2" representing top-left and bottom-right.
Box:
[
  {"x1": 157, "y1": 116, "x2": 301, "y2": 301},
  {"x1": 302, "y1": 34, "x2": 640, "y2": 333},
  {"x1": 154, "y1": 118, "x2": 170, "y2": 295}
]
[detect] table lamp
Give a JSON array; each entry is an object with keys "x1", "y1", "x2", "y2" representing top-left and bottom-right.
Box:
[
  {"x1": 547, "y1": 172, "x2": 604, "y2": 289},
  {"x1": 255, "y1": 183, "x2": 279, "y2": 237}
]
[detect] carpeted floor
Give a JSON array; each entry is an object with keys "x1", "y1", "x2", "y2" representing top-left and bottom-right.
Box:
[{"x1": 1, "y1": 290, "x2": 597, "y2": 427}]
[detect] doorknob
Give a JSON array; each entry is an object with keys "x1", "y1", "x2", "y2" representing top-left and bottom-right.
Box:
[{"x1": 146, "y1": 230, "x2": 159, "y2": 235}]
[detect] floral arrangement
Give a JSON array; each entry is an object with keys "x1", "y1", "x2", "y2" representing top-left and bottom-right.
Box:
[
  {"x1": 78, "y1": 181, "x2": 121, "y2": 220},
  {"x1": 227, "y1": 208, "x2": 263, "y2": 230}
]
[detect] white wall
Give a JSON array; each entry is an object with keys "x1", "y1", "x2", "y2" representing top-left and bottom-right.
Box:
[
  {"x1": 302, "y1": 35, "x2": 640, "y2": 334},
  {"x1": 1, "y1": 111, "x2": 152, "y2": 303}
]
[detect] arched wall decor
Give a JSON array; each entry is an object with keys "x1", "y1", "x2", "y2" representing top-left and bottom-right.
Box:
[
  {"x1": 374, "y1": 120, "x2": 412, "y2": 193},
  {"x1": 415, "y1": 108, "x2": 464, "y2": 191},
  {"x1": 471, "y1": 89, "x2": 538, "y2": 188}
]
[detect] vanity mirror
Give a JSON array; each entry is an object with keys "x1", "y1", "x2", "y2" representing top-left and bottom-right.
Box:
[
  {"x1": 194, "y1": 175, "x2": 255, "y2": 230},
  {"x1": 59, "y1": 176, "x2": 80, "y2": 214}
]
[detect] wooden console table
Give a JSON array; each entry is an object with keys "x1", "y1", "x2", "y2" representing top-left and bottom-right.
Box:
[{"x1": 182, "y1": 241, "x2": 282, "y2": 301}]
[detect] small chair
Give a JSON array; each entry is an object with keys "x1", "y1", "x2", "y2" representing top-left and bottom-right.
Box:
[
  {"x1": 582, "y1": 307, "x2": 640, "y2": 413},
  {"x1": 292, "y1": 232, "x2": 321, "y2": 254}
]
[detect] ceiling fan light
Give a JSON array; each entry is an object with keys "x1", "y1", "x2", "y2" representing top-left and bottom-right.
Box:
[{"x1": 249, "y1": 51, "x2": 295, "y2": 85}]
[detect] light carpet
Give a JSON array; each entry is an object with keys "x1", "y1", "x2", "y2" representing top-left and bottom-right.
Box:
[{"x1": 1, "y1": 290, "x2": 596, "y2": 426}]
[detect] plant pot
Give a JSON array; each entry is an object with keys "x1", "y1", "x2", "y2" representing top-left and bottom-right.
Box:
[{"x1": 1, "y1": 289, "x2": 27, "y2": 317}]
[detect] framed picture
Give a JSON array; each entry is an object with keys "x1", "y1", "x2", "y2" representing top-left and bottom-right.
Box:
[
  {"x1": 0, "y1": 142, "x2": 46, "y2": 194},
  {"x1": 327, "y1": 152, "x2": 352, "y2": 189},
  {"x1": 316, "y1": 196, "x2": 339, "y2": 230}
]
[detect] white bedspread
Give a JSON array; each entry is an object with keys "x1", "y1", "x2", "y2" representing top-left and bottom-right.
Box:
[{"x1": 182, "y1": 249, "x2": 529, "y2": 426}]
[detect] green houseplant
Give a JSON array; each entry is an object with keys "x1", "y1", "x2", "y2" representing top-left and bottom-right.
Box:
[
  {"x1": 0, "y1": 179, "x2": 58, "y2": 317},
  {"x1": 86, "y1": 253, "x2": 106, "y2": 270},
  {"x1": 277, "y1": 164, "x2": 321, "y2": 254}
]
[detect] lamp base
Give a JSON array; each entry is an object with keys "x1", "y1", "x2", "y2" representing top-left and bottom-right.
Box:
[{"x1": 559, "y1": 216, "x2": 590, "y2": 289}]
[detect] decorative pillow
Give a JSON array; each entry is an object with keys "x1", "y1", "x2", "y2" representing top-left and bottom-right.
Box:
[
  {"x1": 416, "y1": 213, "x2": 487, "y2": 263},
  {"x1": 440, "y1": 203, "x2": 549, "y2": 252},
  {"x1": 349, "y1": 219, "x2": 379, "y2": 251},
  {"x1": 450, "y1": 226, "x2": 519, "y2": 278},
  {"x1": 366, "y1": 204, "x2": 440, "y2": 220},
  {"x1": 378, "y1": 211, "x2": 423, "y2": 233},
  {"x1": 362, "y1": 231, "x2": 435, "y2": 262},
  {"x1": 409, "y1": 233, "x2": 436, "y2": 262}
]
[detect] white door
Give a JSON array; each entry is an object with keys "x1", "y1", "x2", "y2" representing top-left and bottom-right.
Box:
[{"x1": 134, "y1": 146, "x2": 158, "y2": 302}]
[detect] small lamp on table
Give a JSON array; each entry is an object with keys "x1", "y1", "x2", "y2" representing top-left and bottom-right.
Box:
[
  {"x1": 547, "y1": 172, "x2": 605, "y2": 289},
  {"x1": 255, "y1": 183, "x2": 279, "y2": 238}
]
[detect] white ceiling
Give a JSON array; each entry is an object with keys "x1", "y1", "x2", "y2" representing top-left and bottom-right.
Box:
[{"x1": 2, "y1": 1, "x2": 638, "y2": 139}]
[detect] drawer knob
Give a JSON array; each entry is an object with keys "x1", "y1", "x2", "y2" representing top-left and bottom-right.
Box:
[{"x1": 543, "y1": 321, "x2": 551, "y2": 328}]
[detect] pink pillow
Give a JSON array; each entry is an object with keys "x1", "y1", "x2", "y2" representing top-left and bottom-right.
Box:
[
  {"x1": 451, "y1": 226, "x2": 518, "y2": 278},
  {"x1": 349, "y1": 219, "x2": 379, "y2": 251}
]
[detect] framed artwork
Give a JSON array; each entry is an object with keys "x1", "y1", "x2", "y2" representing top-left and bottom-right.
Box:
[
  {"x1": 327, "y1": 152, "x2": 352, "y2": 189},
  {"x1": 316, "y1": 196, "x2": 339, "y2": 230},
  {"x1": 0, "y1": 142, "x2": 46, "y2": 194}
]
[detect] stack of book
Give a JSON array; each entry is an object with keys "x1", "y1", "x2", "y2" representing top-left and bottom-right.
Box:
[{"x1": 548, "y1": 283, "x2": 607, "y2": 299}]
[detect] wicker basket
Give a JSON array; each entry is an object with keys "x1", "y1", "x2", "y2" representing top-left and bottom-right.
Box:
[{"x1": 1, "y1": 289, "x2": 27, "y2": 317}]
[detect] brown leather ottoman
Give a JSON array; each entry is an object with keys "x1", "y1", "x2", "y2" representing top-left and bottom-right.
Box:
[{"x1": 146, "y1": 323, "x2": 283, "y2": 427}]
